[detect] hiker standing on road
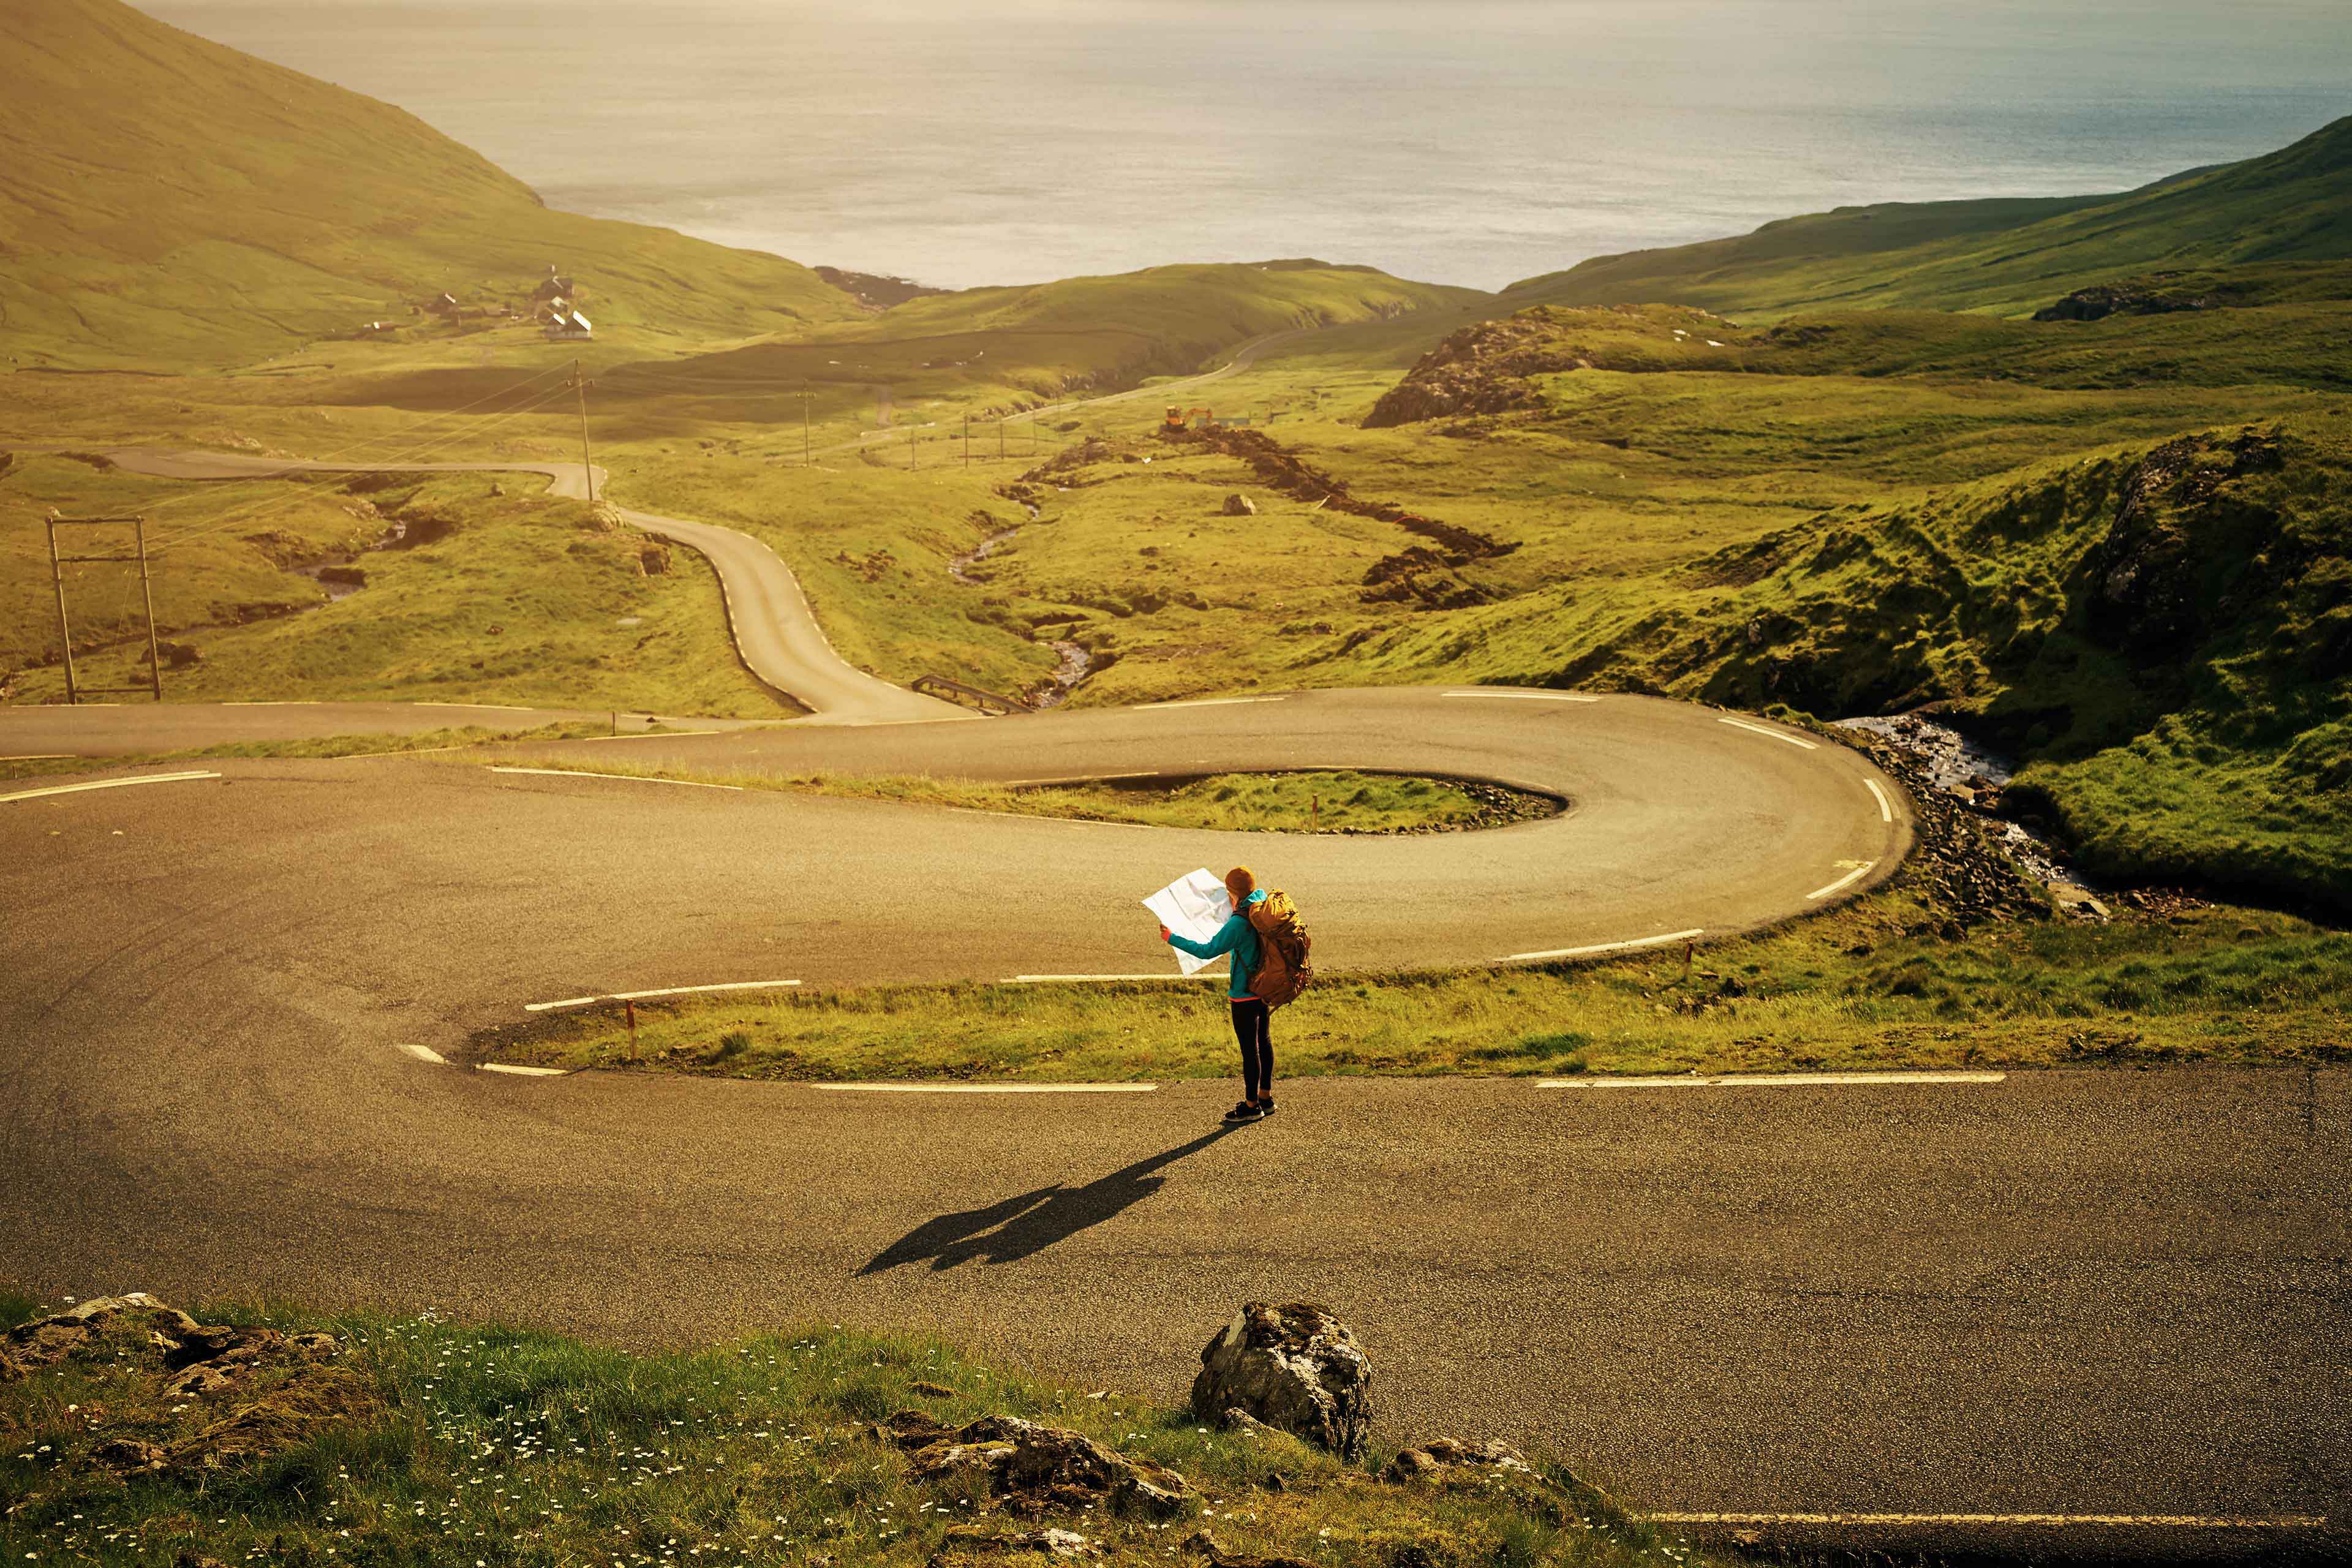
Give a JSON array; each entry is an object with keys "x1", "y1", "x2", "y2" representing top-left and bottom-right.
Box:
[{"x1": 1161, "y1": 865, "x2": 1276, "y2": 1123}]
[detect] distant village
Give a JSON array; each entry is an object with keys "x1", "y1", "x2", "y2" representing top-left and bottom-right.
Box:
[{"x1": 353, "y1": 265, "x2": 592, "y2": 342}]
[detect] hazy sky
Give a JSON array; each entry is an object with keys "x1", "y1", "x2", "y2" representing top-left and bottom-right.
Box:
[{"x1": 150, "y1": 1, "x2": 2352, "y2": 288}]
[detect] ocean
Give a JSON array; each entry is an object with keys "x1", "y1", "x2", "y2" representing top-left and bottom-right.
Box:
[{"x1": 147, "y1": 0, "x2": 2352, "y2": 293}]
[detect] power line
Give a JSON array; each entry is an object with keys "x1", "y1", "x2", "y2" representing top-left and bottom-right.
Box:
[
  {"x1": 128, "y1": 363, "x2": 579, "y2": 524},
  {"x1": 148, "y1": 381, "x2": 582, "y2": 555}
]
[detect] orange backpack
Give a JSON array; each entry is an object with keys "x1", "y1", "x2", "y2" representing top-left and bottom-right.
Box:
[{"x1": 1245, "y1": 890, "x2": 1315, "y2": 1009}]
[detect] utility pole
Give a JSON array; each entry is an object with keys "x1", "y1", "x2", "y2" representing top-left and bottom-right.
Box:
[
  {"x1": 45, "y1": 513, "x2": 164, "y2": 703},
  {"x1": 572, "y1": 360, "x2": 597, "y2": 503}
]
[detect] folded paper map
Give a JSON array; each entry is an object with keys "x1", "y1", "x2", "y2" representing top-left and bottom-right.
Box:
[{"x1": 1143, "y1": 868, "x2": 1233, "y2": 976}]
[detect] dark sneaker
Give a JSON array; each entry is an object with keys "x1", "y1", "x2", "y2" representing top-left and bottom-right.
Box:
[
  {"x1": 1254, "y1": 1099, "x2": 1277, "y2": 1118},
  {"x1": 1223, "y1": 1101, "x2": 1262, "y2": 1123}
]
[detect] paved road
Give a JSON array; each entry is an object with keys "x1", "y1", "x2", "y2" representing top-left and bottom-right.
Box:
[
  {"x1": 6, "y1": 449, "x2": 2342, "y2": 1555},
  {"x1": 105, "y1": 448, "x2": 966, "y2": 725}
]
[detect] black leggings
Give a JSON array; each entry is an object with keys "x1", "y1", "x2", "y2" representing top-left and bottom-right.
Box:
[{"x1": 1230, "y1": 998, "x2": 1273, "y2": 1101}]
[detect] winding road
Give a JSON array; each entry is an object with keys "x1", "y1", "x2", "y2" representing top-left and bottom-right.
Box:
[{"x1": 3, "y1": 443, "x2": 2345, "y2": 1558}]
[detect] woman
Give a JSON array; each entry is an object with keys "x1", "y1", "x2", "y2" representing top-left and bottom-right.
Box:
[{"x1": 1160, "y1": 865, "x2": 1275, "y2": 1123}]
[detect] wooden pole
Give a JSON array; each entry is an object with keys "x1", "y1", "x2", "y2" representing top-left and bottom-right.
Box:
[
  {"x1": 909, "y1": 425, "x2": 918, "y2": 471},
  {"x1": 135, "y1": 516, "x2": 162, "y2": 700},
  {"x1": 802, "y1": 381, "x2": 812, "y2": 467},
  {"x1": 573, "y1": 360, "x2": 597, "y2": 503},
  {"x1": 45, "y1": 515, "x2": 78, "y2": 706},
  {"x1": 963, "y1": 412, "x2": 970, "y2": 467}
]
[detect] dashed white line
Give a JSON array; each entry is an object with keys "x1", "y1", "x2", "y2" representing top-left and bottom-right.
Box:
[
  {"x1": 523, "y1": 979, "x2": 803, "y2": 1013},
  {"x1": 480, "y1": 1062, "x2": 570, "y2": 1077},
  {"x1": 1865, "y1": 777, "x2": 1895, "y2": 823},
  {"x1": 1136, "y1": 697, "x2": 1286, "y2": 710},
  {"x1": 817, "y1": 1082, "x2": 1159, "y2": 1095},
  {"x1": 489, "y1": 766, "x2": 744, "y2": 792},
  {"x1": 1542, "y1": 1071, "x2": 2008, "y2": 1090},
  {"x1": 1649, "y1": 1512, "x2": 2321, "y2": 1529},
  {"x1": 420, "y1": 702, "x2": 538, "y2": 712},
  {"x1": 1501, "y1": 928, "x2": 1704, "y2": 963},
  {"x1": 1807, "y1": 862, "x2": 1876, "y2": 901},
  {"x1": 1003, "y1": 973, "x2": 1223, "y2": 984},
  {"x1": 573, "y1": 731, "x2": 730, "y2": 743},
  {"x1": 1, "y1": 770, "x2": 222, "y2": 804},
  {"x1": 224, "y1": 700, "x2": 319, "y2": 706},
  {"x1": 1719, "y1": 716, "x2": 1819, "y2": 750},
  {"x1": 1442, "y1": 691, "x2": 1602, "y2": 703},
  {"x1": 398, "y1": 1043, "x2": 450, "y2": 1066}
]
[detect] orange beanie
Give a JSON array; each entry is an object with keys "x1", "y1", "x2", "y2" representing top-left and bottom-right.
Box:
[{"x1": 1224, "y1": 866, "x2": 1257, "y2": 906}]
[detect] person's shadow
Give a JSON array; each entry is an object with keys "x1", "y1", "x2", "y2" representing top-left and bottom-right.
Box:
[{"x1": 859, "y1": 1126, "x2": 1237, "y2": 1273}]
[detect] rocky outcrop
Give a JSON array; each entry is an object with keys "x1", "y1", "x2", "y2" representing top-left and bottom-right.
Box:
[
  {"x1": 934, "y1": 1525, "x2": 1101, "y2": 1560},
  {"x1": 1362, "y1": 315, "x2": 1569, "y2": 428},
  {"x1": 1382, "y1": 1438, "x2": 1534, "y2": 1484},
  {"x1": 1189, "y1": 1303, "x2": 1371, "y2": 1460},
  {"x1": 2033, "y1": 281, "x2": 2227, "y2": 323},
  {"x1": 876, "y1": 1411, "x2": 1196, "y2": 1519},
  {"x1": 2, "y1": 1294, "x2": 366, "y2": 1480},
  {"x1": 1221, "y1": 492, "x2": 1257, "y2": 517}
]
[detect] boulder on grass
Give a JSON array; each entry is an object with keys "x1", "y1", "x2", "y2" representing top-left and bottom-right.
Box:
[
  {"x1": 1188, "y1": 1302, "x2": 1370, "y2": 1460},
  {"x1": 878, "y1": 1410, "x2": 1194, "y2": 1520},
  {"x1": 1221, "y1": 493, "x2": 1256, "y2": 517},
  {"x1": 1382, "y1": 1437, "x2": 1533, "y2": 1484}
]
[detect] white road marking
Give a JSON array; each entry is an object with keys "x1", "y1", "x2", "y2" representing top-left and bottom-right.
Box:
[
  {"x1": 1, "y1": 771, "x2": 221, "y2": 804},
  {"x1": 1719, "y1": 716, "x2": 1819, "y2": 750},
  {"x1": 398, "y1": 1044, "x2": 450, "y2": 1066},
  {"x1": 224, "y1": 700, "x2": 318, "y2": 706},
  {"x1": 524, "y1": 979, "x2": 802, "y2": 1013},
  {"x1": 1136, "y1": 697, "x2": 1286, "y2": 710},
  {"x1": 1442, "y1": 691, "x2": 1601, "y2": 703},
  {"x1": 574, "y1": 731, "x2": 730, "y2": 743},
  {"x1": 420, "y1": 702, "x2": 538, "y2": 712},
  {"x1": 1807, "y1": 862, "x2": 1877, "y2": 900},
  {"x1": 1542, "y1": 1071, "x2": 2008, "y2": 1090},
  {"x1": 1502, "y1": 928, "x2": 1704, "y2": 963},
  {"x1": 480, "y1": 1062, "x2": 569, "y2": 1077},
  {"x1": 1865, "y1": 778, "x2": 1895, "y2": 823},
  {"x1": 817, "y1": 1082, "x2": 1159, "y2": 1095},
  {"x1": 0, "y1": 755, "x2": 75, "y2": 761},
  {"x1": 336, "y1": 745, "x2": 469, "y2": 761},
  {"x1": 1003, "y1": 973, "x2": 1222, "y2": 984},
  {"x1": 489, "y1": 766, "x2": 744, "y2": 792},
  {"x1": 1649, "y1": 1512, "x2": 2324, "y2": 1529}
]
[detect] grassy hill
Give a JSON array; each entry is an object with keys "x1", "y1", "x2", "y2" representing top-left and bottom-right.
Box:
[
  {"x1": 1506, "y1": 117, "x2": 2352, "y2": 320},
  {"x1": 0, "y1": 0, "x2": 860, "y2": 370},
  {"x1": 601, "y1": 260, "x2": 1488, "y2": 420}
]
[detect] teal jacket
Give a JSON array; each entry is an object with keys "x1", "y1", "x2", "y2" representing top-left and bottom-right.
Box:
[{"x1": 1167, "y1": 891, "x2": 1267, "y2": 1000}]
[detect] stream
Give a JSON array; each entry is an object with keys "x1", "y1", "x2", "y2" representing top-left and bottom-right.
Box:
[
  {"x1": 947, "y1": 507, "x2": 1092, "y2": 709},
  {"x1": 1836, "y1": 712, "x2": 2108, "y2": 909}
]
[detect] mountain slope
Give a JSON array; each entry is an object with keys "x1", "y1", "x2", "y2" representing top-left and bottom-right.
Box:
[
  {"x1": 1506, "y1": 118, "x2": 2352, "y2": 320},
  {"x1": 619, "y1": 261, "x2": 1488, "y2": 409},
  {"x1": 0, "y1": 0, "x2": 859, "y2": 369}
]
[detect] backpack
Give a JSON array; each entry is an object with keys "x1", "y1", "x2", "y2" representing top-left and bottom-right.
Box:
[{"x1": 1244, "y1": 890, "x2": 1315, "y2": 1009}]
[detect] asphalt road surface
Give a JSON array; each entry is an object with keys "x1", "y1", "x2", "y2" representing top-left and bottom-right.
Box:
[{"x1": 4, "y1": 451, "x2": 2343, "y2": 1557}]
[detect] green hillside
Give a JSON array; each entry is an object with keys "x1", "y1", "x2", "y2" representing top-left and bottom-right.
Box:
[
  {"x1": 0, "y1": 0, "x2": 859, "y2": 370},
  {"x1": 1507, "y1": 117, "x2": 2352, "y2": 320},
  {"x1": 608, "y1": 260, "x2": 1488, "y2": 415}
]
